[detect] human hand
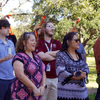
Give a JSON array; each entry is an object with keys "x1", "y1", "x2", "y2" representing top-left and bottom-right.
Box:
[
  {"x1": 39, "y1": 86, "x2": 45, "y2": 96},
  {"x1": 33, "y1": 87, "x2": 40, "y2": 97},
  {"x1": 73, "y1": 71, "x2": 86, "y2": 80},
  {"x1": 5, "y1": 54, "x2": 14, "y2": 61},
  {"x1": 80, "y1": 70, "x2": 86, "y2": 78},
  {"x1": 73, "y1": 72, "x2": 76, "y2": 76}
]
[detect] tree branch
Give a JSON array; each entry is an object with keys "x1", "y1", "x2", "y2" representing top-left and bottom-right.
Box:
[
  {"x1": 82, "y1": 30, "x2": 95, "y2": 47},
  {"x1": 2, "y1": 0, "x2": 9, "y2": 7}
]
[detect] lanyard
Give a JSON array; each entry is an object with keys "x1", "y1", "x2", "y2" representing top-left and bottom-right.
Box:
[{"x1": 45, "y1": 42, "x2": 52, "y2": 51}]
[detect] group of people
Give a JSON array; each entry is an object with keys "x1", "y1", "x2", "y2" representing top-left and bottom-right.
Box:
[{"x1": 0, "y1": 17, "x2": 91, "y2": 100}]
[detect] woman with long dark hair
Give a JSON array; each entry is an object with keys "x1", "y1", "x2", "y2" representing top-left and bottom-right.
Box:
[{"x1": 56, "y1": 32, "x2": 89, "y2": 100}]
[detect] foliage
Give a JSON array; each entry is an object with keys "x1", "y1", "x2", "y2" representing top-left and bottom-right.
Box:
[
  {"x1": 12, "y1": 23, "x2": 32, "y2": 40},
  {"x1": 88, "y1": 92, "x2": 96, "y2": 100},
  {"x1": 1, "y1": 0, "x2": 100, "y2": 54},
  {"x1": 0, "y1": 0, "x2": 33, "y2": 40},
  {"x1": 31, "y1": 0, "x2": 100, "y2": 55}
]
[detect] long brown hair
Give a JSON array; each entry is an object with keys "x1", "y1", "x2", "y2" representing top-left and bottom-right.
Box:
[
  {"x1": 38, "y1": 21, "x2": 53, "y2": 39},
  {"x1": 15, "y1": 32, "x2": 36, "y2": 53}
]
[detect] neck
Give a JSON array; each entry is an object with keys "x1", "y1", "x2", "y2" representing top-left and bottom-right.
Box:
[
  {"x1": 0, "y1": 34, "x2": 6, "y2": 43},
  {"x1": 67, "y1": 47, "x2": 76, "y2": 55},
  {"x1": 67, "y1": 48, "x2": 78, "y2": 61},
  {"x1": 44, "y1": 34, "x2": 52, "y2": 42},
  {"x1": 25, "y1": 50, "x2": 32, "y2": 55}
]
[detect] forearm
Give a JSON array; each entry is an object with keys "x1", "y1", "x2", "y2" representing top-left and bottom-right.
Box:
[
  {"x1": 0, "y1": 57, "x2": 5, "y2": 63},
  {"x1": 42, "y1": 72, "x2": 46, "y2": 85},
  {"x1": 16, "y1": 73, "x2": 36, "y2": 90},
  {"x1": 37, "y1": 52, "x2": 56, "y2": 61},
  {"x1": 0, "y1": 54, "x2": 14, "y2": 63},
  {"x1": 71, "y1": 75, "x2": 83, "y2": 80},
  {"x1": 45, "y1": 50, "x2": 59, "y2": 57}
]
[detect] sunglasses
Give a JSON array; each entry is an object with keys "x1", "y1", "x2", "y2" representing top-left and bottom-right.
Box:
[{"x1": 74, "y1": 39, "x2": 79, "y2": 42}]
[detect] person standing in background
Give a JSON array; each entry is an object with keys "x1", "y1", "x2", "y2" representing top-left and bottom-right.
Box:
[
  {"x1": 33, "y1": 16, "x2": 46, "y2": 40},
  {"x1": 0, "y1": 19, "x2": 15, "y2": 100},
  {"x1": 6, "y1": 27, "x2": 17, "y2": 47},
  {"x1": 1, "y1": 15, "x2": 17, "y2": 47},
  {"x1": 94, "y1": 37, "x2": 100, "y2": 100},
  {"x1": 35, "y1": 21, "x2": 62, "y2": 100}
]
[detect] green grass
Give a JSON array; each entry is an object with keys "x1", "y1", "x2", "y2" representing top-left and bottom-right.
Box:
[
  {"x1": 86, "y1": 57, "x2": 98, "y2": 89},
  {"x1": 88, "y1": 92, "x2": 96, "y2": 100},
  {"x1": 86, "y1": 57, "x2": 97, "y2": 99},
  {"x1": 86, "y1": 57, "x2": 96, "y2": 67}
]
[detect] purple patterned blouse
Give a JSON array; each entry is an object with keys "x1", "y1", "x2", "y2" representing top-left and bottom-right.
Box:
[{"x1": 11, "y1": 53, "x2": 45, "y2": 100}]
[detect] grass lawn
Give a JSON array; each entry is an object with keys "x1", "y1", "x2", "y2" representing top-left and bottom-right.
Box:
[
  {"x1": 86, "y1": 57, "x2": 98, "y2": 89},
  {"x1": 88, "y1": 92, "x2": 96, "y2": 100},
  {"x1": 86, "y1": 57, "x2": 97, "y2": 100}
]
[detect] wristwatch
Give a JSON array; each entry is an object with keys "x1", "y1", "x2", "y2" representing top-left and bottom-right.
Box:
[{"x1": 43, "y1": 84, "x2": 47, "y2": 89}]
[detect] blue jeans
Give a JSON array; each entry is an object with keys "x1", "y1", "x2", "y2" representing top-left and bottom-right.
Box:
[
  {"x1": 95, "y1": 73, "x2": 100, "y2": 100},
  {"x1": 0, "y1": 79, "x2": 15, "y2": 100}
]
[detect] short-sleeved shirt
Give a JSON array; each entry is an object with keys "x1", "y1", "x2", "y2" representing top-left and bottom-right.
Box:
[
  {"x1": 76, "y1": 43, "x2": 86, "y2": 55},
  {"x1": 0, "y1": 38, "x2": 15, "y2": 80},
  {"x1": 35, "y1": 38, "x2": 62, "y2": 78},
  {"x1": 11, "y1": 53, "x2": 45, "y2": 100}
]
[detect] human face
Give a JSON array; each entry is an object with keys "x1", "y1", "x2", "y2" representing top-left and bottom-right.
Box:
[
  {"x1": 69, "y1": 35, "x2": 79, "y2": 50},
  {"x1": 45, "y1": 23, "x2": 55, "y2": 37},
  {"x1": 37, "y1": 28, "x2": 41, "y2": 36},
  {"x1": 0, "y1": 27, "x2": 10, "y2": 37},
  {"x1": 25, "y1": 34, "x2": 36, "y2": 52}
]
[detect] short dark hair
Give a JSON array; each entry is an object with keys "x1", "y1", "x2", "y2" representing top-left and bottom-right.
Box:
[{"x1": 0, "y1": 19, "x2": 10, "y2": 29}]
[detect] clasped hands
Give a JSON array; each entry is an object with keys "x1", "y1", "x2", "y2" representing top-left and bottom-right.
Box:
[
  {"x1": 73, "y1": 70, "x2": 86, "y2": 80},
  {"x1": 33, "y1": 85, "x2": 45, "y2": 97}
]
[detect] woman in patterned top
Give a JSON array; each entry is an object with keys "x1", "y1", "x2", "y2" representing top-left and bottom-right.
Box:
[
  {"x1": 11, "y1": 32, "x2": 46, "y2": 100},
  {"x1": 56, "y1": 32, "x2": 89, "y2": 100}
]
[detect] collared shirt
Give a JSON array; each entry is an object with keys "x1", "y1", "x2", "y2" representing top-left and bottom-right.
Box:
[
  {"x1": 0, "y1": 38, "x2": 15, "y2": 80},
  {"x1": 35, "y1": 38, "x2": 62, "y2": 78}
]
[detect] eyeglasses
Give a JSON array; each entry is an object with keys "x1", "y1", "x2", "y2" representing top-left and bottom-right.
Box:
[
  {"x1": 46, "y1": 26, "x2": 55, "y2": 29},
  {"x1": 74, "y1": 39, "x2": 79, "y2": 42}
]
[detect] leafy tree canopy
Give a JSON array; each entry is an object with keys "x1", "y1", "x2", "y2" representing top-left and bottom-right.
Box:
[{"x1": 32, "y1": 0, "x2": 100, "y2": 53}]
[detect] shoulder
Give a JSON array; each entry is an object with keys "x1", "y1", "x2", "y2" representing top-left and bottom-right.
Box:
[
  {"x1": 52, "y1": 39, "x2": 61, "y2": 44},
  {"x1": 33, "y1": 53, "x2": 40, "y2": 59},
  {"x1": 57, "y1": 51, "x2": 66, "y2": 57},
  {"x1": 7, "y1": 39, "x2": 13, "y2": 44},
  {"x1": 7, "y1": 39, "x2": 15, "y2": 48},
  {"x1": 94, "y1": 38, "x2": 100, "y2": 49},
  {"x1": 13, "y1": 53, "x2": 25, "y2": 64},
  {"x1": 14, "y1": 53, "x2": 27, "y2": 58},
  {"x1": 79, "y1": 43, "x2": 84, "y2": 47},
  {"x1": 52, "y1": 39, "x2": 62, "y2": 49},
  {"x1": 37, "y1": 38, "x2": 45, "y2": 47},
  {"x1": 95, "y1": 38, "x2": 100, "y2": 45},
  {"x1": 38, "y1": 38, "x2": 45, "y2": 43}
]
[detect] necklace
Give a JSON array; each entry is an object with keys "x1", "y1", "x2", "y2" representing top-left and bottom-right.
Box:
[{"x1": 66, "y1": 51, "x2": 79, "y2": 61}]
